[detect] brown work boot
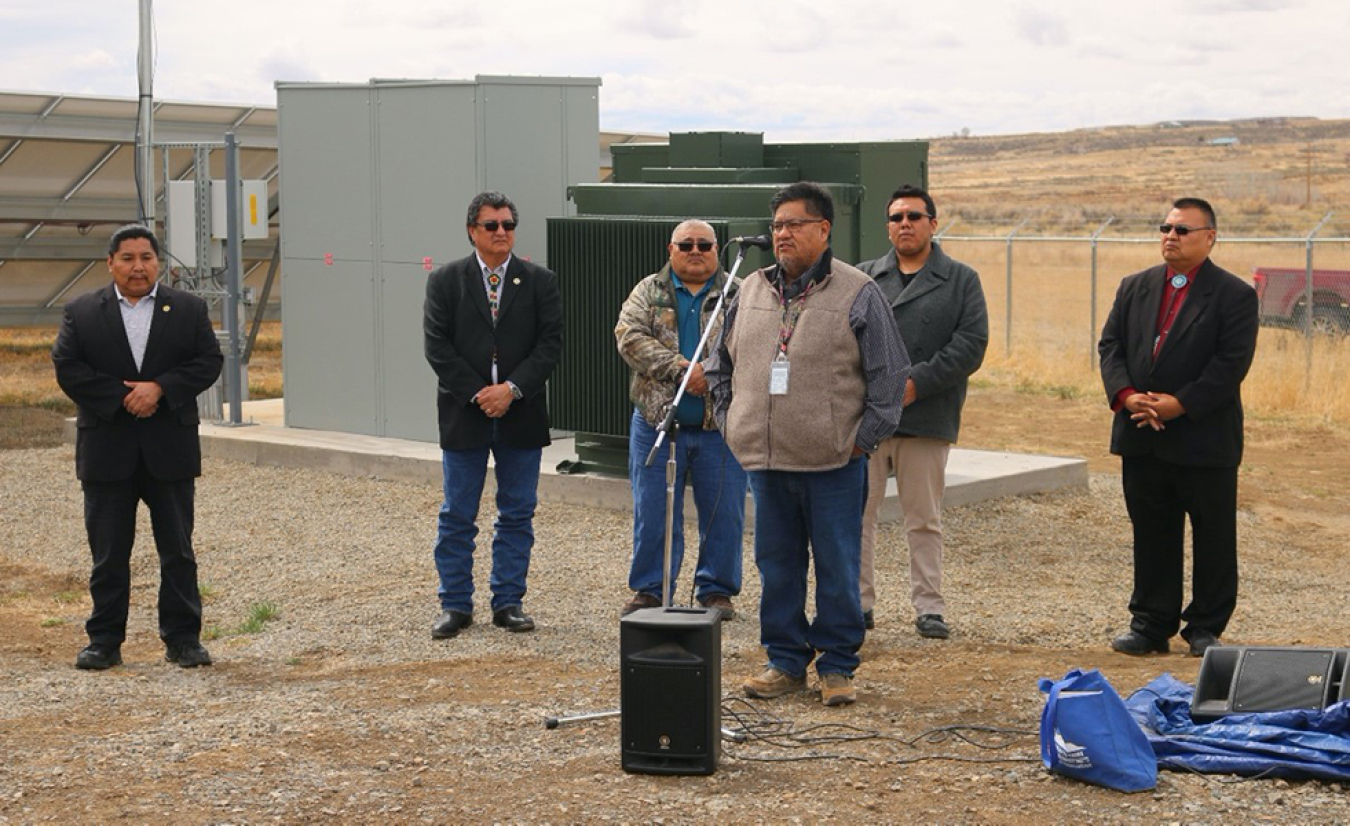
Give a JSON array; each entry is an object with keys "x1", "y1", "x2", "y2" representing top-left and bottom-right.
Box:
[
  {"x1": 819, "y1": 673, "x2": 857, "y2": 707},
  {"x1": 621, "y1": 592, "x2": 661, "y2": 617},
  {"x1": 743, "y1": 667, "x2": 806, "y2": 699},
  {"x1": 697, "y1": 593, "x2": 735, "y2": 621}
]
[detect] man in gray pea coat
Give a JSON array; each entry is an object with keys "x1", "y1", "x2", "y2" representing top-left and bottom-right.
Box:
[{"x1": 856, "y1": 184, "x2": 989, "y2": 640}]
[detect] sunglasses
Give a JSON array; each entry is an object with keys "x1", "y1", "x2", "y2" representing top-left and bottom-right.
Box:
[
  {"x1": 475, "y1": 220, "x2": 517, "y2": 232},
  {"x1": 674, "y1": 240, "x2": 715, "y2": 253},
  {"x1": 888, "y1": 211, "x2": 934, "y2": 223},
  {"x1": 1158, "y1": 223, "x2": 1211, "y2": 236}
]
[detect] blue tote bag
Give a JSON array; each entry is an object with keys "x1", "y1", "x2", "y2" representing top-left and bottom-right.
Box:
[{"x1": 1038, "y1": 668, "x2": 1157, "y2": 792}]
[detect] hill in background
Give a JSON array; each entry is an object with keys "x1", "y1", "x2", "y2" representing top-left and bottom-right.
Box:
[{"x1": 927, "y1": 117, "x2": 1350, "y2": 236}]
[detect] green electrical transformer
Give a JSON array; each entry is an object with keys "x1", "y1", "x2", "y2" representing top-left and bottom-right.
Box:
[{"x1": 547, "y1": 131, "x2": 928, "y2": 474}]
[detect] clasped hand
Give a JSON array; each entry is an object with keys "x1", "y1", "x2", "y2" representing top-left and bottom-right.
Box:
[
  {"x1": 122, "y1": 380, "x2": 163, "y2": 418},
  {"x1": 1127, "y1": 391, "x2": 1185, "y2": 431}
]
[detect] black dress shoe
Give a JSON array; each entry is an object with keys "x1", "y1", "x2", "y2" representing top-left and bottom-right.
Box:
[
  {"x1": 492, "y1": 605, "x2": 535, "y2": 633},
  {"x1": 431, "y1": 609, "x2": 473, "y2": 639},
  {"x1": 1186, "y1": 630, "x2": 1220, "y2": 657},
  {"x1": 165, "y1": 640, "x2": 213, "y2": 668},
  {"x1": 1110, "y1": 630, "x2": 1169, "y2": 656},
  {"x1": 863, "y1": 610, "x2": 875, "y2": 630},
  {"x1": 75, "y1": 643, "x2": 122, "y2": 671}
]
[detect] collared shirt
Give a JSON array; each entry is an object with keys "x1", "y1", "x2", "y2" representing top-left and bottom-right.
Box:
[
  {"x1": 115, "y1": 283, "x2": 159, "y2": 371},
  {"x1": 707, "y1": 249, "x2": 909, "y2": 453},
  {"x1": 671, "y1": 270, "x2": 713, "y2": 427}
]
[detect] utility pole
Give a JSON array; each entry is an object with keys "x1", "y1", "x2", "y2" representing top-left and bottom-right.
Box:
[
  {"x1": 137, "y1": 0, "x2": 154, "y2": 225},
  {"x1": 1304, "y1": 140, "x2": 1314, "y2": 208}
]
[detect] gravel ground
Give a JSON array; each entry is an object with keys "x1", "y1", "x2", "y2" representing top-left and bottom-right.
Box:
[{"x1": 1, "y1": 445, "x2": 1347, "y2": 823}]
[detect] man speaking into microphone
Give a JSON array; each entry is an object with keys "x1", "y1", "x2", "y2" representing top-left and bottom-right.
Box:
[{"x1": 614, "y1": 219, "x2": 747, "y2": 619}]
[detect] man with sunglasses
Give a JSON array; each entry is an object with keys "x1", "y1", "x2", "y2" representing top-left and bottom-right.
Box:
[
  {"x1": 707, "y1": 182, "x2": 909, "y2": 707},
  {"x1": 614, "y1": 220, "x2": 748, "y2": 620},
  {"x1": 424, "y1": 191, "x2": 563, "y2": 639},
  {"x1": 1099, "y1": 197, "x2": 1258, "y2": 658},
  {"x1": 856, "y1": 184, "x2": 989, "y2": 642}
]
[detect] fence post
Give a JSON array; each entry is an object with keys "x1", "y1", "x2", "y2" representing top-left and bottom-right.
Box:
[
  {"x1": 1089, "y1": 217, "x2": 1115, "y2": 368},
  {"x1": 1302, "y1": 212, "x2": 1334, "y2": 387},
  {"x1": 1005, "y1": 219, "x2": 1028, "y2": 355}
]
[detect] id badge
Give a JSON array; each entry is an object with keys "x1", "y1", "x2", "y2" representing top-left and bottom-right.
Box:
[{"x1": 769, "y1": 354, "x2": 790, "y2": 395}]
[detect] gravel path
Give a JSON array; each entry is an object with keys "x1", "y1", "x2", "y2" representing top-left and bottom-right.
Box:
[{"x1": 2, "y1": 446, "x2": 1347, "y2": 823}]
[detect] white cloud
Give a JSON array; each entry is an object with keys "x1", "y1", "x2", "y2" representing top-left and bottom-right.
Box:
[
  {"x1": 1, "y1": 0, "x2": 1346, "y2": 141},
  {"x1": 1014, "y1": 7, "x2": 1069, "y2": 48}
]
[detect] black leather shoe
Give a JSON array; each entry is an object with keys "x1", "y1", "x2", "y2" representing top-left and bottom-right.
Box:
[
  {"x1": 164, "y1": 640, "x2": 213, "y2": 668},
  {"x1": 75, "y1": 643, "x2": 122, "y2": 670},
  {"x1": 915, "y1": 614, "x2": 950, "y2": 639},
  {"x1": 431, "y1": 610, "x2": 473, "y2": 639},
  {"x1": 1186, "y1": 630, "x2": 1219, "y2": 658},
  {"x1": 863, "y1": 610, "x2": 875, "y2": 630},
  {"x1": 492, "y1": 605, "x2": 536, "y2": 633},
  {"x1": 1110, "y1": 630, "x2": 1169, "y2": 656}
]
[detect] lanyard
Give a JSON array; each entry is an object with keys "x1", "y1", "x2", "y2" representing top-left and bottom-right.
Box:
[{"x1": 776, "y1": 279, "x2": 816, "y2": 358}]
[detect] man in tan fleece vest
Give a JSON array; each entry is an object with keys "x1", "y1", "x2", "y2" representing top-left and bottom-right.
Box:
[{"x1": 707, "y1": 182, "x2": 910, "y2": 707}]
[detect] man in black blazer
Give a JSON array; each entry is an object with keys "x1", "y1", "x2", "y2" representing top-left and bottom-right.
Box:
[
  {"x1": 1099, "y1": 198, "x2": 1258, "y2": 658},
  {"x1": 424, "y1": 192, "x2": 563, "y2": 638},
  {"x1": 52, "y1": 224, "x2": 223, "y2": 670}
]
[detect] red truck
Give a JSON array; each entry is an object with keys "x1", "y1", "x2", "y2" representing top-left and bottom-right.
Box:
[{"x1": 1251, "y1": 267, "x2": 1350, "y2": 334}]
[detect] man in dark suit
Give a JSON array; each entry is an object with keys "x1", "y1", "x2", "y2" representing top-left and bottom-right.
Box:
[
  {"x1": 1099, "y1": 197, "x2": 1259, "y2": 658},
  {"x1": 52, "y1": 224, "x2": 223, "y2": 670},
  {"x1": 424, "y1": 191, "x2": 563, "y2": 639}
]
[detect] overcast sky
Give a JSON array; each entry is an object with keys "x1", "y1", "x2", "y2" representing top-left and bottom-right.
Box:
[{"x1": 3, "y1": 0, "x2": 1348, "y2": 140}]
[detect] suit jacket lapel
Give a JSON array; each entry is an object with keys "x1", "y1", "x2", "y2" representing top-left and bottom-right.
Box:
[
  {"x1": 99, "y1": 284, "x2": 140, "y2": 376},
  {"x1": 142, "y1": 287, "x2": 173, "y2": 374}
]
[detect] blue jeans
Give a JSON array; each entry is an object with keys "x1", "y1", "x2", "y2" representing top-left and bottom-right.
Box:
[
  {"x1": 433, "y1": 439, "x2": 542, "y2": 614},
  {"x1": 628, "y1": 410, "x2": 747, "y2": 602},
  {"x1": 747, "y1": 456, "x2": 867, "y2": 677}
]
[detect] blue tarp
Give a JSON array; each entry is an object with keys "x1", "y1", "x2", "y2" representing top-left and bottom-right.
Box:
[{"x1": 1124, "y1": 673, "x2": 1350, "y2": 781}]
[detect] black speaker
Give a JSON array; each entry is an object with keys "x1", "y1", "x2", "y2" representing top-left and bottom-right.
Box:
[
  {"x1": 620, "y1": 606, "x2": 721, "y2": 775},
  {"x1": 1192, "y1": 646, "x2": 1349, "y2": 722}
]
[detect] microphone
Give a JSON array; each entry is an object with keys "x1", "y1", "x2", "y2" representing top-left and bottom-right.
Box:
[{"x1": 732, "y1": 235, "x2": 771, "y2": 250}]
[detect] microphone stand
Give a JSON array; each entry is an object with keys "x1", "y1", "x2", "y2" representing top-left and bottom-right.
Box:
[
  {"x1": 545, "y1": 237, "x2": 757, "y2": 734},
  {"x1": 644, "y1": 240, "x2": 753, "y2": 609}
]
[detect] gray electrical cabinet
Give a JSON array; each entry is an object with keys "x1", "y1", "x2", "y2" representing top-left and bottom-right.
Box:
[{"x1": 276, "y1": 75, "x2": 601, "y2": 440}]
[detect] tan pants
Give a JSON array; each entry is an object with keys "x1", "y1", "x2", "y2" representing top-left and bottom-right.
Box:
[{"x1": 860, "y1": 436, "x2": 950, "y2": 617}]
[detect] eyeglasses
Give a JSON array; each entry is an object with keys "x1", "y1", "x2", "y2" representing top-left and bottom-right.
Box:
[
  {"x1": 674, "y1": 240, "x2": 715, "y2": 253},
  {"x1": 475, "y1": 220, "x2": 517, "y2": 232},
  {"x1": 888, "y1": 211, "x2": 934, "y2": 224},
  {"x1": 1158, "y1": 223, "x2": 1212, "y2": 236},
  {"x1": 770, "y1": 218, "x2": 825, "y2": 234}
]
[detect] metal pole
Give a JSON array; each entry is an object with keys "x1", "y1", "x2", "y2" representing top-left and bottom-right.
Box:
[
  {"x1": 223, "y1": 132, "x2": 245, "y2": 425},
  {"x1": 1089, "y1": 218, "x2": 1115, "y2": 368},
  {"x1": 1302, "y1": 212, "x2": 1334, "y2": 386},
  {"x1": 1004, "y1": 219, "x2": 1027, "y2": 355},
  {"x1": 137, "y1": 0, "x2": 154, "y2": 225}
]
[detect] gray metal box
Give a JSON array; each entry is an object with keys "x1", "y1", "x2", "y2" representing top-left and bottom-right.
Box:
[{"x1": 277, "y1": 75, "x2": 600, "y2": 440}]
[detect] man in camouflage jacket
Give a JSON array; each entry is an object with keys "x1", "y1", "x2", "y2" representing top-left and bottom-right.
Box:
[{"x1": 614, "y1": 219, "x2": 748, "y2": 619}]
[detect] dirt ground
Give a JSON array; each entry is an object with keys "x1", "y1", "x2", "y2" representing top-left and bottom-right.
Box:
[{"x1": 2, "y1": 390, "x2": 1348, "y2": 823}]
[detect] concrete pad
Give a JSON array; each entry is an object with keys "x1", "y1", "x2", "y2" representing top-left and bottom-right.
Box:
[{"x1": 186, "y1": 398, "x2": 1088, "y2": 526}]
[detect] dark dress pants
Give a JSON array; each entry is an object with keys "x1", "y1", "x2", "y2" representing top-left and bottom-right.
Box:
[
  {"x1": 1121, "y1": 453, "x2": 1239, "y2": 643},
  {"x1": 83, "y1": 459, "x2": 202, "y2": 646}
]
